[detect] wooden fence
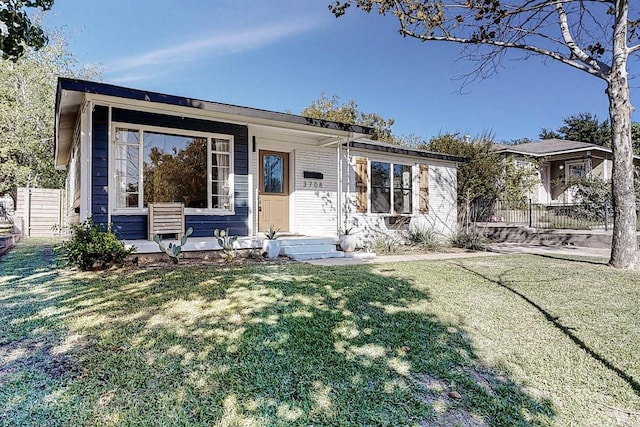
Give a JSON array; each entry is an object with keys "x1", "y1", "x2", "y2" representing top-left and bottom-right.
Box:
[{"x1": 14, "y1": 187, "x2": 66, "y2": 237}]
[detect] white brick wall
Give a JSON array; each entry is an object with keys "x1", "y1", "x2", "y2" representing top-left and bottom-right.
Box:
[
  {"x1": 292, "y1": 148, "x2": 339, "y2": 236},
  {"x1": 250, "y1": 133, "x2": 458, "y2": 240},
  {"x1": 342, "y1": 151, "x2": 458, "y2": 245}
]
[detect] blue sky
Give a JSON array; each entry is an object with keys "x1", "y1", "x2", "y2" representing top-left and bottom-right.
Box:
[{"x1": 45, "y1": 0, "x2": 635, "y2": 143}]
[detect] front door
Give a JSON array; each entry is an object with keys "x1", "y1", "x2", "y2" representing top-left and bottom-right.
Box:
[{"x1": 258, "y1": 150, "x2": 289, "y2": 232}]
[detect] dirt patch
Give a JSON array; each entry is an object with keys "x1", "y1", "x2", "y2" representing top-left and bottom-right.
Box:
[{"x1": 0, "y1": 336, "x2": 86, "y2": 384}]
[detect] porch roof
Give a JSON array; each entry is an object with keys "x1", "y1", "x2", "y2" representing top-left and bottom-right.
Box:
[
  {"x1": 54, "y1": 78, "x2": 373, "y2": 168},
  {"x1": 495, "y1": 139, "x2": 614, "y2": 157},
  {"x1": 348, "y1": 139, "x2": 467, "y2": 163}
]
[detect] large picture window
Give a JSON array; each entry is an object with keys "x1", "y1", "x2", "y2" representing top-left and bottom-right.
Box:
[
  {"x1": 114, "y1": 125, "x2": 233, "y2": 212},
  {"x1": 370, "y1": 161, "x2": 412, "y2": 214}
]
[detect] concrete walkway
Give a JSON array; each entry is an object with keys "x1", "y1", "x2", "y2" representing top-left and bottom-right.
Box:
[{"x1": 305, "y1": 243, "x2": 610, "y2": 266}]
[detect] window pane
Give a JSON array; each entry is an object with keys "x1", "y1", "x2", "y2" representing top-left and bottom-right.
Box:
[
  {"x1": 116, "y1": 128, "x2": 139, "y2": 144},
  {"x1": 212, "y1": 195, "x2": 230, "y2": 209},
  {"x1": 371, "y1": 162, "x2": 390, "y2": 187},
  {"x1": 212, "y1": 165, "x2": 229, "y2": 181},
  {"x1": 569, "y1": 164, "x2": 585, "y2": 178},
  {"x1": 115, "y1": 129, "x2": 141, "y2": 209},
  {"x1": 371, "y1": 188, "x2": 390, "y2": 213},
  {"x1": 212, "y1": 139, "x2": 230, "y2": 152},
  {"x1": 143, "y1": 132, "x2": 208, "y2": 207},
  {"x1": 370, "y1": 162, "x2": 390, "y2": 213},
  {"x1": 394, "y1": 164, "x2": 412, "y2": 214},
  {"x1": 126, "y1": 193, "x2": 139, "y2": 208},
  {"x1": 212, "y1": 152, "x2": 230, "y2": 167},
  {"x1": 263, "y1": 154, "x2": 284, "y2": 193}
]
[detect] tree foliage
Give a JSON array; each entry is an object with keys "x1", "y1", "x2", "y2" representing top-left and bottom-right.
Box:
[
  {"x1": 540, "y1": 112, "x2": 640, "y2": 154},
  {"x1": 330, "y1": 0, "x2": 640, "y2": 268},
  {"x1": 0, "y1": 31, "x2": 98, "y2": 205},
  {"x1": 0, "y1": 0, "x2": 54, "y2": 61},
  {"x1": 540, "y1": 112, "x2": 611, "y2": 146},
  {"x1": 302, "y1": 93, "x2": 397, "y2": 143},
  {"x1": 425, "y1": 132, "x2": 538, "y2": 213}
]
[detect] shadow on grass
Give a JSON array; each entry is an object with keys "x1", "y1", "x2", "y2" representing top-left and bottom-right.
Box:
[
  {"x1": 454, "y1": 262, "x2": 640, "y2": 397},
  {"x1": 529, "y1": 252, "x2": 609, "y2": 266},
  {"x1": 1, "y1": 240, "x2": 555, "y2": 426}
]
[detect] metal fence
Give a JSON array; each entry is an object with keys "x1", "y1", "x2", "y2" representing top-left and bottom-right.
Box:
[{"x1": 469, "y1": 198, "x2": 614, "y2": 230}]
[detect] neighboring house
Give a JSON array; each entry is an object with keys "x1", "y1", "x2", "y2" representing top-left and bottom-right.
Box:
[
  {"x1": 54, "y1": 78, "x2": 462, "y2": 251},
  {"x1": 495, "y1": 139, "x2": 640, "y2": 204}
]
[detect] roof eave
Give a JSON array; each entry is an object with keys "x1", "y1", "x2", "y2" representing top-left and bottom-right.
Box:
[{"x1": 348, "y1": 140, "x2": 467, "y2": 163}]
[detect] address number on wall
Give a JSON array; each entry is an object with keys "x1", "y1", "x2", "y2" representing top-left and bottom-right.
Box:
[{"x1": 303, "y1": 181, "x2": 323, "y2": 188}]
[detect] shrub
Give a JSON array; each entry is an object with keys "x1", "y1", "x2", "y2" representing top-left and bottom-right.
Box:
[
  {"x1": 566, "y1": 176, "x2": 611, "y2": 221},
  {"x1": 450, "y1": 229, "x2": 487, "y2": 251},
  {"x1": 405, "y1": 226, "x2": 442, "y2": 251},
  {"x1": 370, "y1": 234, "x2": 402, "y2": 254},
  {"x1": 62, "y1": 218, "x2": 135, "y2": 270}
]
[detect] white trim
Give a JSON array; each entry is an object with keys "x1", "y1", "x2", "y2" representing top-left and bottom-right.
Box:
[
  {"x1": 247, "y1": 132, "x2": 255, "y2": 237},
  {"x1": 84, "y1": 94, "x2": 362, "y2": 141},
  {"x1": 109, "y1": 121, "x2": 235, "y2": 216},
  {"x1": 107, "y1": 106, "x2": 112, "y2": 225},
  {"x1": 368, "y1": 159, "x2": 414, "y2": 215},
  {"x1": 79, "y1": 101, "x2": 92, "y2": 221}
]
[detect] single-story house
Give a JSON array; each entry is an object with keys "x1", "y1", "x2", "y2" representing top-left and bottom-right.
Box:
[
  {"x1": 54, "y1": 78, "x2": 462, "y2": 256},
  {"x1": 495, "y1": 138, "x2": 640, "y2": 204}
]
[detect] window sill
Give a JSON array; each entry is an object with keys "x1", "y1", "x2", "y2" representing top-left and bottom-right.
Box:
[{"x1": 112, "y1": 208, "x2": 236, "y2": 216}]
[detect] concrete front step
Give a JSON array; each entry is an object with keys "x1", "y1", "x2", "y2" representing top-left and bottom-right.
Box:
[
  {"x1": 278, "y1": 237, "x2": 344, "y2": 261},
  {"x1": 278, "y1": 237, "x2": 337, "y2": 247},
  {"x1": 289, "y1": 252, "x2": 346, "y2": 261}
]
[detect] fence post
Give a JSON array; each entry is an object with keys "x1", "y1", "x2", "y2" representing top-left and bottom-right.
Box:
[
  {"x1": 604, "y1": 200, "x2": 609, "y2": 231},
  {"x1": 528, "y1": 198, "x2": 533, "y2": 228}
]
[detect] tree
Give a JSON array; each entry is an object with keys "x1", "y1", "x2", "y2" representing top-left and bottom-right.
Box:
[
  {"x1": 540, "y1": 112, "x2": 611, "y2": 146},
  {"x1": 0, "y1": 31, "x2": 98, "y2": 206},
  {"x1": 426, "y1": 132, "x2": 538, "y2": 215},
  {"x1": 330, "y1": 0, "x2": 640, "y2": 269},
  {"x1": 0, "y1": 0, "x2": 54, "y2": 61},
  {"x1": 541, "y1": 112, "x2": 640, "y2": 154},
  {"x1": 302, "y1": 93, "x2": 397, "y2": 142}
]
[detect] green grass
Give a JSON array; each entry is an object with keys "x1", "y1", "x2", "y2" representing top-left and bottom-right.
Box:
[{"x1": 1, "y1": 239, "x2": 639, "y2": 426}]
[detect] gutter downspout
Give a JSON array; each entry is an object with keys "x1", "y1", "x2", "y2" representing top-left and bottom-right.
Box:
[
  {"x1": 337, "y1": 140, "x2": 342, "y2": 236},
  {"x1": 334, "y1": 135, "x2": 362, "y2": 235}
]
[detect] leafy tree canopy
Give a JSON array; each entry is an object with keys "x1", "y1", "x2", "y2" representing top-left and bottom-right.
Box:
[
  {"x1": 0, "y1": 0, "x2": 54, "y2": 61},
  {"x1": 302, "y1": 93, "x2": 397, "y2": 143},
  {"x1": 0, "y1": 30, "x2": 99, "y2": 205},
  {"x1": 425, "y1": 132, "x2": 537, "y2": 212},
  {"x1": 540, "y1": 112, "x2": 640, "y2": 154},
  {"x1": 540, "y1": 113, "x2": 611, "y2": 146}
]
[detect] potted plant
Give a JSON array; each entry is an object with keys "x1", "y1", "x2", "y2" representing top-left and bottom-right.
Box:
[
  {"x1": 262, "y1": 225, "x2": 281, "y2": 258},
  {"x1": 338, "y1": 226, "x2": 358, "y2": 252}
]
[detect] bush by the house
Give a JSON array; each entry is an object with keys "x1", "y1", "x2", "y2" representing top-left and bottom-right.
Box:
[
  {"x1": 61, "y1": 218, "x2": 135, "y2": 270},
  {"x1": 404, "y1": 225, "x2": 443, "y2": 251},
  {"x1": 450, "y1": 229, "x2": 487, "y2": 251}
]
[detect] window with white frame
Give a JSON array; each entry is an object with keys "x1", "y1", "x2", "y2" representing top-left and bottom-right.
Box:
[
  {"x1": 370, "y1": 161, "x2": 412, "y2": 214},
  {"x1": 566, "y1": 161, "x2": 587, "y2": 180},
  {"x1": 114, "y1": 125, "x2": 233, "y2": 211}
]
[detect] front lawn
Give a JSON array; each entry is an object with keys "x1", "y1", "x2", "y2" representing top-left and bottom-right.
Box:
[{"x1": 1, "y1": 240, "x2": 638, "y2": 426}]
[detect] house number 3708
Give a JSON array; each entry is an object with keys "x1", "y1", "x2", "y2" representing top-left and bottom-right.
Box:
[{"x1": 303, "y1": 181, "x2": 322, "y2": 188}]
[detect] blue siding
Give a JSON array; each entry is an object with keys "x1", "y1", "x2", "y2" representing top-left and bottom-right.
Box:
[
  {"x1": 186, "y1": 208, "x2": 249, "y2": 237},
  {"x1": 112, "y1": 215, "x2": 147, "y2": 240},
  {"x1": 101, "y1": 107, "x2": 250, "y2": 240},
  {"x1": 91, "y1": 106, "x2": 109, "y2": 228}
]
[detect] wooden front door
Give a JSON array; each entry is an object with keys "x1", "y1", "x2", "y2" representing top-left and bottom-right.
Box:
[{"x1": 258, "y1": 150, "x2": 289, "y2": 232}]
